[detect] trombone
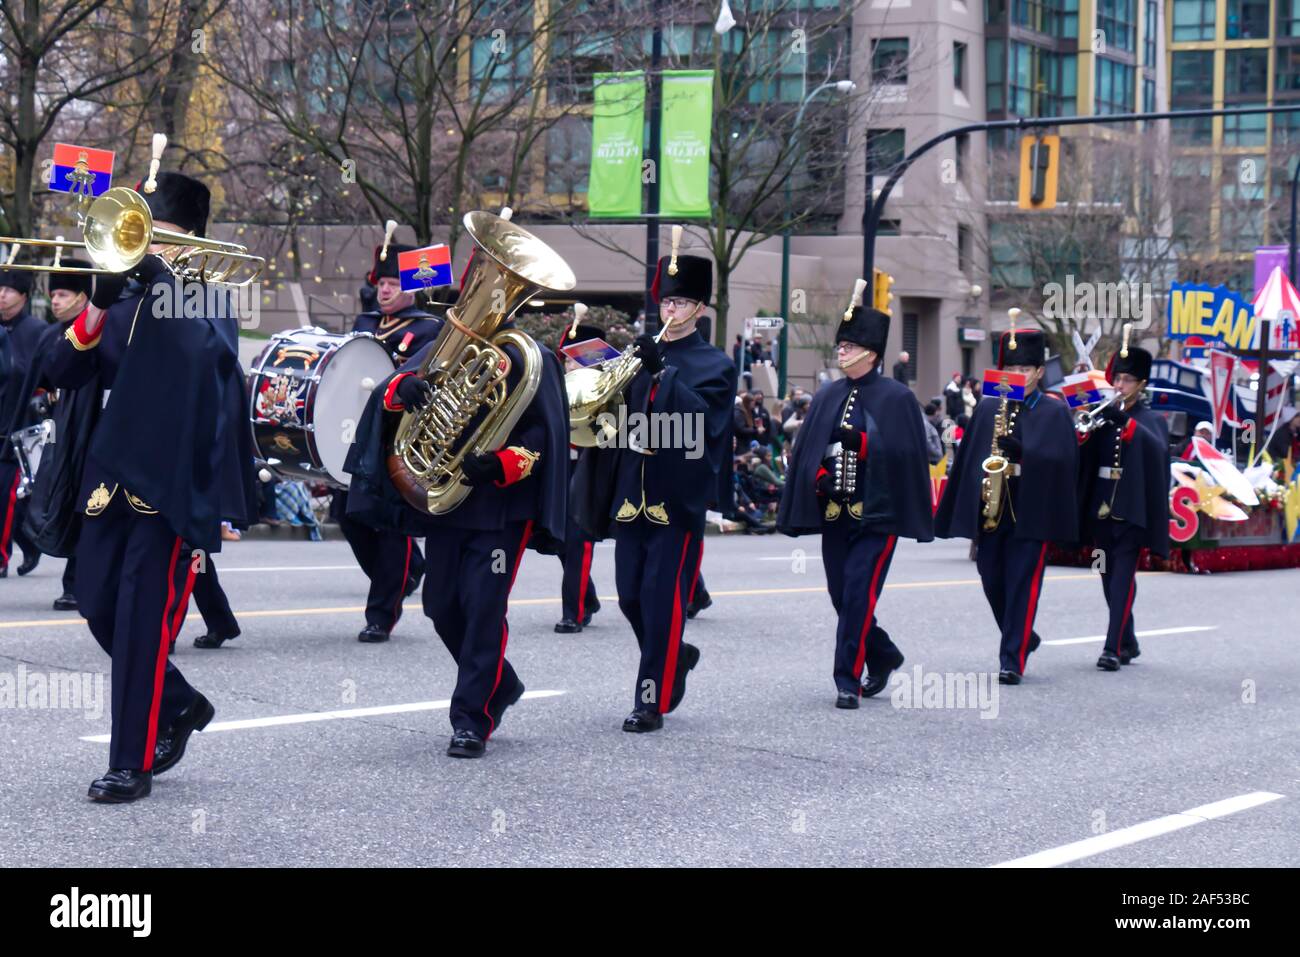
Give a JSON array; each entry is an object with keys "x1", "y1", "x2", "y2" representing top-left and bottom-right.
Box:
[{"x1": 0, "y1": 186, "x2": 264, "y2": 287}]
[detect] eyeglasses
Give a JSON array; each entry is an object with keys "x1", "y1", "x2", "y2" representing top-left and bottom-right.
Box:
[{"x1": 661, "y1": 297, "x2": 697, "y2": 310}]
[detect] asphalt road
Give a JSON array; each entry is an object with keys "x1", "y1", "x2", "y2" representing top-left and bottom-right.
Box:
[{"x1": 1, "y1": 532, "x2": 1295, "y2": 867}]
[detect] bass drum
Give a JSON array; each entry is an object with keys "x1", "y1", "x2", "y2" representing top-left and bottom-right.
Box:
[{"x1": 248, "y1": 328, "x2": 395, "y2": 487}]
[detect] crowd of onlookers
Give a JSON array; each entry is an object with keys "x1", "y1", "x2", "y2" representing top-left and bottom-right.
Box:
[{"x1": 721, "y1": 358, "x2": 989, "y2": 533}]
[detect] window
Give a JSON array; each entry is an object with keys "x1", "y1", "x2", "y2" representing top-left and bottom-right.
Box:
[
  {"x1": 953, "y1": 41, "x2": 967, "y2": 92},
  {"x1": 872, "y1": 38, "x2": 909, "y2": 85},
  {"x1": 1277, "y1": 46, "x2": 1300, "y2": 93},
  {"x1": 1004, "y1": 43, "x2": 1076, "y2": 116},
  {"x1": 545, "y1": 116, "x2": 592, "y2": 194},
  {"x1": 1283, "y1": 0, "x2": 1300, "y2": 38},
  {"x1": 1225, "y1": 49, "x2": 1268, "y2": 96},
  {"x1": 877, "y1": 219, "x2": 901, "y2": 236},
  {"x1": 1223, "y1": 103, "x2": 1268, "y2": 145},
  {"x1": 957, "y1": 224, "x2": 972, "y2": 275},
  {"x1": 989, "y1": 220, "x2": 1033, "y2": 289},
  {"x1": 866, "y1": 129, "x2": 906, "y2": 177},
  {"x1": 1226, "y1": 0, "x2": 1269, "y2": 39},
  {"x1": 956, "y1": 132, "x2": 970, "y2": 182},
  {"x1": 1144, "y1": 1, "x2": 1157, "y2": 67},
  {"x1": 1009, "y1": 0, "x2": 1077, "y2": 36},
  {"x1": 1220, "y1": 159, "x2": 1265, "y2": 253},
  {"x1": 986, "y1": 39, "x2": 1005, "y2": 111},
  {"x1": 471, "y1": 35, "x2": 533, "y2": 103},
  {"x1": 1143, "y1": 77, "x2": 1155, "y2": 114},
  {"x1": 1171, "y1": 51, "x2": 1214, "y2": 100},
  {"x1": 1171, "y1": 0, "x2": 1216, "y2": 41},
  {"x1": 548, "y1": 32, "x2": 619, "y2": 105},
  {"x1": 1097, "y1": 0, "x2": 1136, "y2": 53},
  {"x1": 1275, "y1": 106, "x2": 1300, "y2": 144},
  {"x1": 1095, "y1": 57, "x2": 1134, "y2": 115}
]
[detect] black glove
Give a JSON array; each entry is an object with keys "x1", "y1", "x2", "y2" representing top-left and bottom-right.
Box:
[
  {"x1": 460, "y1": 451, "x2": 505, "y2": 487},
  {"x1": 633, "y1": 334, "x2": 664, "y2": 376},
  {"x1": 90, "y1": 272, "x2": 128, "y2": 309},
  {"x1": 396, "y1": 375, "x2": 433, "y2": 410},
  {"x1": 815, "y1": 470, "x2": 836, "y2": 498},
  {"x1": 836, "y1": 426, "x2": 866, "y2": 453},
  {"x1": 130, "y1": 253, "x2": 171, "y2": 285},
  {"x1": 999, "y1": 434, "x2": 1023, "y2": 463},
  {"x1": 1100, "y1": 402, "x2": 1128, "y2": 427}
]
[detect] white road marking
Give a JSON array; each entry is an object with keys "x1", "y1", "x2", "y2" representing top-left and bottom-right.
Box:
[
  {"x1": 992, "y1": 791, "x2": 1285, "y2": 868},
  {"x1": 216, "y1": 565, "x2": 363, "y2": 573},
  {"x1": 79, "y1": 690, "x2": 567, "y2": 743},
  {"x1": 1044, "y1": 625, "x2": 1218, "y2": 647}
]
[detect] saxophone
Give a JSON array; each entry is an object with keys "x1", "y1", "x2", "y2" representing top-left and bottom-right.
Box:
[
  {"x1": 385, "y1": 211, "x2": 576, "y2": 515},
  {"x1": 980, "y1": 393, "x2": 1010, "y2": 531}
]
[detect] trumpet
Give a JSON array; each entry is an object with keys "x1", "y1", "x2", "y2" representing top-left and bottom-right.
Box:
[
  {"x1": 0, "y1": 186, "x2": 264, "y2": 286},
  {"x1": 1074, "y1": 390, "x2": 1123, "y2": 435}
]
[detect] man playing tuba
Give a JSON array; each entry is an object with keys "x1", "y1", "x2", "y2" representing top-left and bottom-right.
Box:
[{"x1": 344, "y1": 239, "x2": 571, "y2": 760}]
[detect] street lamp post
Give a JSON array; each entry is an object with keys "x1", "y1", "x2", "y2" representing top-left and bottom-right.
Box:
[
  {"x1": 779, "y1": 79, "x2": 855, "y2": 398},
  {"x1": 1288, "y1": 159, "x2": 1300, "y2": 281}
]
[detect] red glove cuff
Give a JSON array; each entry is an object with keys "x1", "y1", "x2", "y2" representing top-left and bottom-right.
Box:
[
  {"x1": 1121, "y1": 418, "x2": 1137, "y2": 444},
  {"x1": 383, "y1": 372, "x2": 411, "y2": 412},
  {"x1": 858, "y1": 431, "x2": 868, "y2": 459},
  {"x1": 815, "y1": 465, "x2": 828, "y2": 493},
  {"x1": 67, "y1": 309, "x2": 102, "y2": 351},
  {"x1": 493, "y1": 446, "x2": 540, "y2": 487}
]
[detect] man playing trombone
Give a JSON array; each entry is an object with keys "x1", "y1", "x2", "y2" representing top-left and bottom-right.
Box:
[{"x1": 42, "y1": 171, "x2": 259, "y2": 801}]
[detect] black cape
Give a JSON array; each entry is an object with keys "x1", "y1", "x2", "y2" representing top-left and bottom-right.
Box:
[
  {"x1": 776, "y1": 367, "x2": 934, "y2": 541},
  {"x1": 44, "y1": 280, "x2": 259, "y2": 554},
  {"x1": 344, "y1": 332, "x2": 570, "y2": 555},
  {"x1": 935, "y1": 390, "x2": 1079, "y2": 543},
  {"x1": 1078, "y1": 401, "x2": 1171, "y2": 557},
  {"x1": 15, "y1": 319, "x2": 102, "y2": 556}
]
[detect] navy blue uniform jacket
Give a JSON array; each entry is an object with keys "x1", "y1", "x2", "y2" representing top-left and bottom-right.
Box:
[
  {"x1": 776, "y1": 366, "x2": 934, "y2": 540},
  {"x1": 1078, "y1": 401, "x2": 1170, "y2": 557},
  {"x1": 43, "y1": 278, "x2": 259, "y2": 554},
  {"x1": 344, "y1": 326, "x2": 570, "y2": 555},
  {"x1": 935, "y1": 390, "x2": 1079, "y2": 543}
]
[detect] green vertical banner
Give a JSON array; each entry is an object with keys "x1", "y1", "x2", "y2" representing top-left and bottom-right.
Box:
[
  {"x1": 659, "y1": 70, "x2": 714, "y2": 218},
  {"x1": 587, "y1": 71, "x2": 645, "y2": 217}
]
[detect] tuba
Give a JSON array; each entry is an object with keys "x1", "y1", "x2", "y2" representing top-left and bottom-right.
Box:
[{"x1": 385, "y1": 211, "x2": 576, "y2": 515}]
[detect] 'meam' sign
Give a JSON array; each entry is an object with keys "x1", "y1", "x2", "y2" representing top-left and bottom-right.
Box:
[{"x1": 1166, "y1": 282, "x2": 1255, "y2": 351}]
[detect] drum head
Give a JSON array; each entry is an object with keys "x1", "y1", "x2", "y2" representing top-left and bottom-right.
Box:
[{"x1": 313, "y1": 335, "x2": 395, "y2": 484}]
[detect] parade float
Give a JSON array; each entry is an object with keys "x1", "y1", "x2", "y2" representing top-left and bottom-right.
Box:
[{"x1": 1044, "y1": 271, "x2": 1300, "y2": 573}]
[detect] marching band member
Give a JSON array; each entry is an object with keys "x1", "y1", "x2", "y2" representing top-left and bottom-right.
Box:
[
  {"x1": 6, "y1": 262, "x2": 98, "y2": 606},
  {"x1": 345, "y1": 281, "x2": 570, "y2": 760},
  {"x1": 592, "y1": 246, "x2": 736, "y2": 733},
  {"x1": 553, "y1": 318, "x2": 602, "y2": 634},
  {"x1": 329, "y1": 237, "x2": 442, "y2": 643},
  {"x1": 0, "y1": 267, "x2": 45, "y2": 578},
  {"x1": 934, "y1": 325, "x2": 1078, "y2": 685},
  {"x1": 43, "y1": 171, "x2": 259, "y2": 801},
  {"x1": 776, "y1": 287, "x2": 934, "y2": 708},
  {"x1": 1077, "y1": 341, "x2": 1170, "y2": 670}
]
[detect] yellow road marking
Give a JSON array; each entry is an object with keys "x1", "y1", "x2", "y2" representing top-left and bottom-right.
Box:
[{"x1": 0, "y1": 572, "x2": 1113, "y2": 630}]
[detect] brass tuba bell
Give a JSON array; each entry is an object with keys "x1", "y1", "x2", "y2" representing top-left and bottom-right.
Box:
[{"x1": 385, "y1": 211, "x2": 576, "y2": 515}]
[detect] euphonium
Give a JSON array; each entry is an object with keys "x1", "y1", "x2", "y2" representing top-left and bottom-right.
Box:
[
  {"x1": 385, "y1": 211, "x2": 576, "y2": 515},
  {"x1": 980, "y1": 393, "x2": 1010, "y2": 531},
  {"x1": 566, "y1": 323, "x2": 669, "y2": 447}
]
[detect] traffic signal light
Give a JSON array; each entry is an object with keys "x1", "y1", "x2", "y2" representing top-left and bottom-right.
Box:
[
  {"x1": 1017, "y1": 134, "x2": 1059, "y2": 210},
  {"x1": 872, "y1": 267, "x2": 894, "y2": 316}
]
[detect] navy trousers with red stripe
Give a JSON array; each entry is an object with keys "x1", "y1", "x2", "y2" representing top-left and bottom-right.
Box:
[
  {"x1": 613, "y1": 518, "x2": 703, "y2": 714},
  {"x1": 558, "y1": 515, "x2": 599, "y2": 623},
  {"x1": 0, "y1": 461, "x2": 37, "y2": 572},
  {"x1": 820, "y1": 523, "x2": 900, "y2": 695},
  {"x1": 168, "y1": 558, "x2": 239, "y2": 641},
  {"x1": 1093, "y1": 519, "x2": 1142, "y2": 658},
  {"x1": 74, "y1": 494, "x2": 201, "y2": 771},
  {"x1": 333, "y1": 492, "x2": 424, "y2": 632},
  {"x1": 976, "y1": 520, "x2": 1049, "y2": 675},
  {"x1": 422, "y1": 521, "x2": 532, "y2": 739}
]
